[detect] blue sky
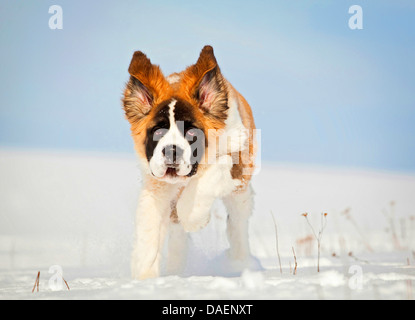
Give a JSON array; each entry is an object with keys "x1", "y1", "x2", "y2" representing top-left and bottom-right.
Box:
[{"x1": 0, "y1": 0, "x2": 414, "y2": 172}]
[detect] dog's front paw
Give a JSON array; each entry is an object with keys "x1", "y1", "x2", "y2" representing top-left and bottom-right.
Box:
[
  {"x1": 176, "y1": 155, "x2": 240, "y2": 233},
  {"x1": 180, "y1": 209, "x2": 211, "y2": 232},
  {"x1": 177, "y1": 187, "x2": 212, "y2": 233}
]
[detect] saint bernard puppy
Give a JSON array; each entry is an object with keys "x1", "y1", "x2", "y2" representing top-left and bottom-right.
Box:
[{"x1": 122, "y1": 45, "x2": 257, "y2": 280}]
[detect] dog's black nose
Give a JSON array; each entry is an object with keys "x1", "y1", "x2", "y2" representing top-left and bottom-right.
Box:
[{"x1": 162, "y1": 145, "x2": 184, "y2": 164}]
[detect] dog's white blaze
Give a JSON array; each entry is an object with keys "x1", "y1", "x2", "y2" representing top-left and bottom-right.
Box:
[
  {"x1": 149, "y1": 98, "x2": 192, "y2": 180},
  {"x1": 168, "y1": 99, "x2": 177, "y2": 130}
]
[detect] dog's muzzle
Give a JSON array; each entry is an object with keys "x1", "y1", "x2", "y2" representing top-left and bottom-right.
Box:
[{"x1": 162, "y1": 144, "x2": 184, "y2": 166}]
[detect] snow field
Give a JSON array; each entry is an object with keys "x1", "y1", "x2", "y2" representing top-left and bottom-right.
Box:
[{"x1": 0, "y1": 150, "x2": 414, "y2": 299}]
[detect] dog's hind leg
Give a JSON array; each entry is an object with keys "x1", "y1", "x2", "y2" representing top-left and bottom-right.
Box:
[
  {"x1": 222, "y1": 184, "x2": 254, "y2": 261},
  {"x1": 216, "y1": 183, "x2": 262, "y2": 275}
]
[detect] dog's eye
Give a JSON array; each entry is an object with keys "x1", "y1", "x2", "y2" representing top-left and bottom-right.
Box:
[
  {"x1": 154, "y1": 128, "x2": 167, "y2": 136},
  {"x1": 152, "y1": 127, "x2": 168, "y2": 140},
  {"x1": 186, "y1": 128, "x2": 197, "y2": 137},
  {"x1": 185, "y1": 127, "x2": 204, "y2": 141}
]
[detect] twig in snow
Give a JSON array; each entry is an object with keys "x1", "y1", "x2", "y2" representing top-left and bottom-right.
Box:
[
  {"x1": 62, "y1": 276, "x2": 70, "y2": 291},
  {"x1": 270, "y1": 210, "x2": 282, "y2": 274},
  {"x1": 292, "y1": 247, "x2": 298, "y2": 275},
  {"x1": 302, "y1": 212, "x2": 328, "y2": 272},
  {"x1": 32, "y1": 271, "x2": 40, "y2": 293}
]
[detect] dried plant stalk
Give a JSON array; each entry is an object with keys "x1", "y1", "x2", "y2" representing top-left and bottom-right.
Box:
[
  {"x1": 292, "y1": 247, "x2": 298, "y2": 275},
  {"x1": 62, "y1": 277, "x2": 70, "y2": 291},
  {"x1": 302, "y1": 212, "x2": 328, "y2": 272},
  {"x1": 32, "y1": 271, "x2": 40, "y2": 293},
  {"x1": 270, "y1": 211, "x2": 282, "y2": 274}
]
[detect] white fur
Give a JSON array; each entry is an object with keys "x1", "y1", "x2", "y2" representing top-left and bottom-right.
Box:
[
  {"x1": 177, "y1": 155, "x2": 241, "y2": 232},
  {"x1": 206, "y1": 95, "x2": 248, "y2": 165},
  {"x1": 223, "y1": 185, "x2": 254, "y2": 260},
  {"x1": 221, "y1": 95, "x2": 249, "y2": 154},
  {"x1": 166, "y1": 222, "x2": 188, "y2": 275},
  {"x1": 131, "y1": 180, "x2": 180, "y2": 280}
]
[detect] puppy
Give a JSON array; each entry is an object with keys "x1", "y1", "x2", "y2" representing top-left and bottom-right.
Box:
[{"x1": 122, "y1": 46, "x2": 257, "y2": 280}]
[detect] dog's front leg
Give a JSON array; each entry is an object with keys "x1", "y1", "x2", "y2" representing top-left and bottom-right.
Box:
[
  {"x1": 176, "y1": 178, "x2": 214, "y2": 232},
  {"x1": 131, "y1": 181, "x2": 175, "y2": 280},
  {"x1": 177, "y1": 155, "x2": 240, "y2": 232}
]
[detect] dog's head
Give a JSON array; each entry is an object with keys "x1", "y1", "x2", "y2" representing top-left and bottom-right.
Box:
[{"x1": 122, "y1": 46, "x2": 228, "y2": 183}]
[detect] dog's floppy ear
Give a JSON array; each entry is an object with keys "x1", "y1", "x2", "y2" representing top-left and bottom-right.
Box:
[
  {"x1": 123, "y1": 51, "x2": 171, "y2": 123},
  {"x1": 183, "y1": 46, "x2": 228, "y2": 121}
]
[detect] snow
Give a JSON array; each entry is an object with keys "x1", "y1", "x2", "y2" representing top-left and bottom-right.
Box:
[{"x1": 0, "y1": 149, "x2": 414, "y2": 300}]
